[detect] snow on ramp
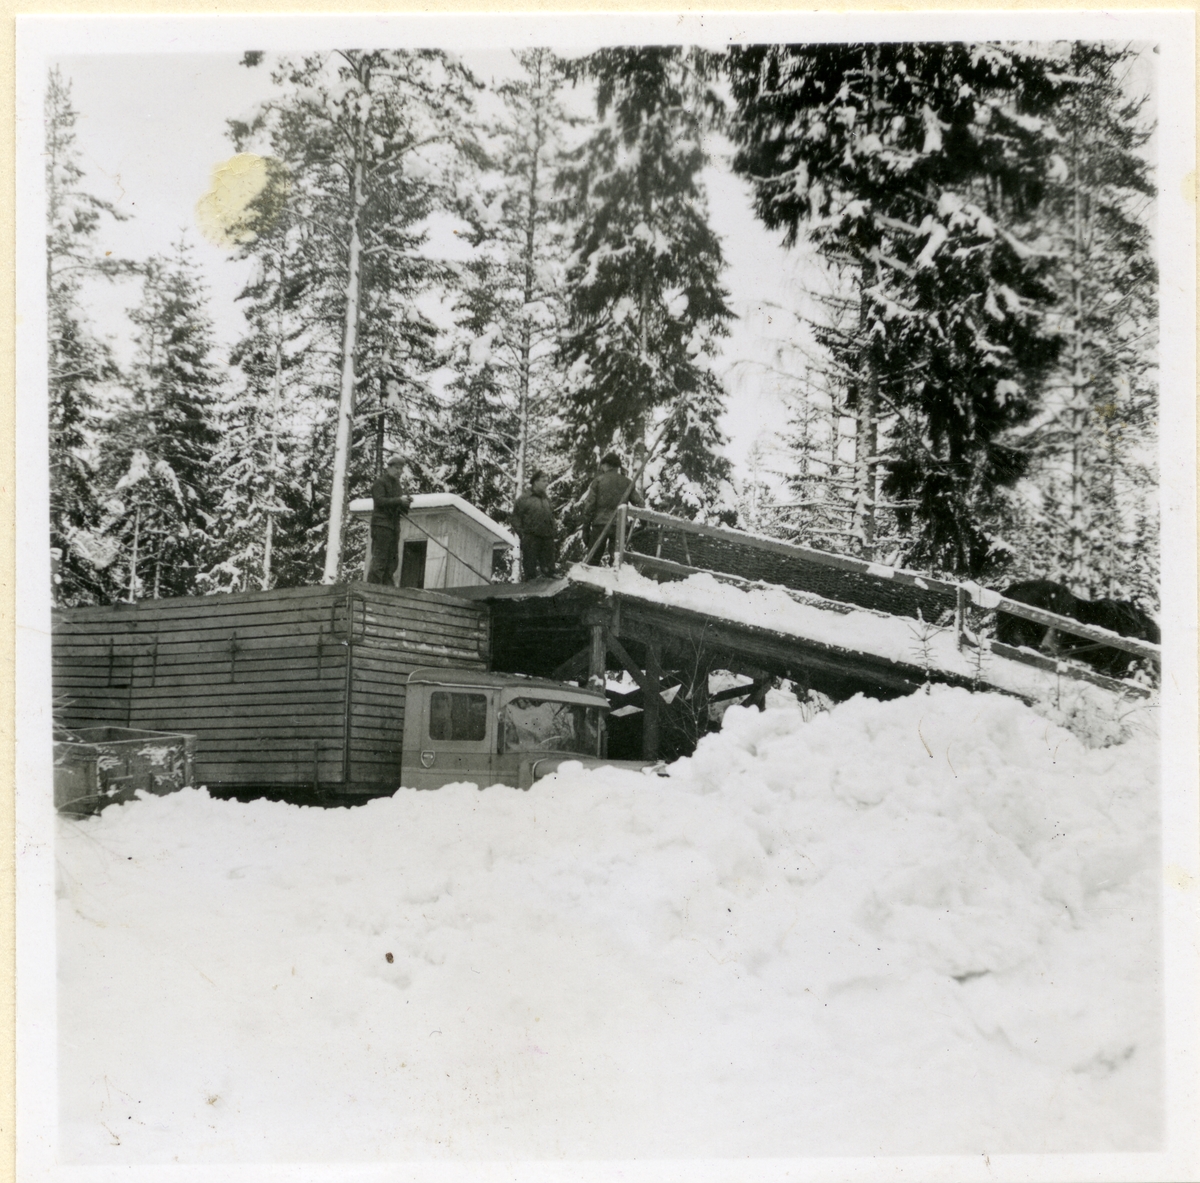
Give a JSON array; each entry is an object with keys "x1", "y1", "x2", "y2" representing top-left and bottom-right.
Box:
[
  {"x1": 57, "y1": 686, "x2": 1160, "y2": 1162},
  {"x1": 570, "y1": 562, "x2": 1146, "y2": 703}
]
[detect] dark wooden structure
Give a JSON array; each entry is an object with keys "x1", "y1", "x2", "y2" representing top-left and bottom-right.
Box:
[
  {"x1": 51, "y1": 505, "x2": 1159, "y2": 791},
  {"x1": 458, "y1": 506, "x2": 1157, "y2": 762},
  {"x1": 52, "y1": 583, "x2": 489, "y2": 795}
]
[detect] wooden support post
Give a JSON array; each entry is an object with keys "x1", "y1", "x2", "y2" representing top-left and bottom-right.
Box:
[
  {"x1": 614, "y1": 502, "x2": 628, "y2": 570},
  {"x1": 690, "y1": 659, "x2": 710, "y2": 743},
  {"x1": 643, "y1": 640, "x2": 661, "y2": 761},
  {"x1": 955, "y1": 586, "x2": 968, "y2": 651},
  {"x1": 747, "y1": 677, "x2": 771, "y2": 710},
  {"x1": 589, "y1": 622, "x2": 606, "y2": 691}
]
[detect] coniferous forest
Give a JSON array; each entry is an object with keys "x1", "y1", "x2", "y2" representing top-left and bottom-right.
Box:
[{"x1": 46, "y1": 43, "x2": 1159, "y2": 607}]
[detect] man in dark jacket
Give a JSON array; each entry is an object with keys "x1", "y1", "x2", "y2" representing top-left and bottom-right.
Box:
[
  {"x1": 367, "y1": 456, "x2": 412, "y2": 584},
  {"x1": 510, "y1": 471, "x2": 556, "y2": 580},
  {"x1": 583, "y1": 452, "x2": 644, "y2": 562}
]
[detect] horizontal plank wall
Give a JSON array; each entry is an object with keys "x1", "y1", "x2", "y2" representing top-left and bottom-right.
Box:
[{"x1": 53, "y1": 583, "x2": 489, "y2": 793}]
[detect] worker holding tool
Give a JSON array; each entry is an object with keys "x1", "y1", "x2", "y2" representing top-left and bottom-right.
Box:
[
  {"x1": 367, "y1": 455, "x2": 412, "y2": 584},
  {"x1": 510, "y1": 470, "x2": 557, "y2": 580},
  {"x1": 583, "y1": 452, "x2": 644, "y2": 564}
]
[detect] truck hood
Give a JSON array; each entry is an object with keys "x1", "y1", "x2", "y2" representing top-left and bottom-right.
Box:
[{"x1": 528, "y1": 755, "x2": 669, "y2": 781}]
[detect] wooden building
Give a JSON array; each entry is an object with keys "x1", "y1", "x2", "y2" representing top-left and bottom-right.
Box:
[
  {"x1": 52, "y1": 583, "x2": 490, "y2": 796},
  {"x1": 52, "y1": 502, "x2": 1156, "y2": 800},
  {"x1": 349, "y1": 493, "x2": 515, "y2": 590}
]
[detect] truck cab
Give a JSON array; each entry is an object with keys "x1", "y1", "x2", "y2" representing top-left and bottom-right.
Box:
[{"x1": 400, "y1": 668, "x2": 627, "y2": 790}]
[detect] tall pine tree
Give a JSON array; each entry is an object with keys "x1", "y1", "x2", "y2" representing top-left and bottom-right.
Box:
[
  {"x1": 434, "y1": 49, "x2": 577, "y2": 520},
  {"x1": 99, "y1": 238, "x2": 222, "y2": 600},
  {"x1": 727, "y1": 43, "x2": 1068, "y2": 574},
  {"x1": 231, "y1": 50, "x2": 480, "y2": 581},
  {"x1": 558, "y1": 47, "x2": 734, "y2": 531},
  {"x1": 1001, "y1": 43, "x2": 1157, "y2": 601},
  {"x1": 203, "y1": 156, "x2": 314, "y2": 591},
  {"x1": 45, "y1": 67, "x2": 130, "y2": 604}
]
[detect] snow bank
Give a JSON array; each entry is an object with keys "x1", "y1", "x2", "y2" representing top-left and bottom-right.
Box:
[{"x1": 57, "y1": 686, "x2": 1160, "y2": 1163}]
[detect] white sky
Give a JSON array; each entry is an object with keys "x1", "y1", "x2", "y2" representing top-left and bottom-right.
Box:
[{"x1": 59, "y1": 49, "x2": 813, "y2": 483}]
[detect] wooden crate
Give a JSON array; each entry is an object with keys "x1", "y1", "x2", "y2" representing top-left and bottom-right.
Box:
[{"x1": 52, "y1": 583, "x2": 490, "y2": 795}]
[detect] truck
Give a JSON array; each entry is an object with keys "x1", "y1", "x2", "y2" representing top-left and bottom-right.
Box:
[{"x1": 400, "y1": 667, "x2": 656, "y2": 790}]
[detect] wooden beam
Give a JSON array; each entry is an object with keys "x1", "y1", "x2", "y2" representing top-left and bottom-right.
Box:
[
  {"x1": 986, "y1": 640, "x2": 1153, "y2": 698},
  {"x1": 614, "y1": 599, "x2": 955, "y2": 698},
  {"x1": 990, "y1": 596, "x2": 1158, "y2": 660},
  {"x1": 626, "y1": 506, "x2": 961, "y2": 595},
  {"x1": 605, "y1": 633, "x2": 650, "y2": 694},
  {"x1": 589, "y1": 622, "x2": 606, "y2": 691},
  {"x1": 552, "y1": 646, "x2": 592, "y2": 682},
  {"x1": 708, "y1": 680, "x2": 764, "y2": 706},
  {"x1": 643, "y1": 640, "x2": 661, "y2": 761}
]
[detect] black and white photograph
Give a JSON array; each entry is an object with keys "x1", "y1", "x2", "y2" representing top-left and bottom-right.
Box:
[{"x1": 14, "y1": 11, "x2": 1199, "y2": 1180}]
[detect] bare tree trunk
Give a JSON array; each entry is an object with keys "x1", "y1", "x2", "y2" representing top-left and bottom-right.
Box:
[
  {"x1": 633, "y1": 271, "x2": 650, "y2": 492},
  {"x1": 850, "y1": 266, "x2": 879, "y2": 559},
  {"x1": 128, "y1": 506, "x2": 141, "y2": 603},
  {"x1": 1066, "y1": 117, "x2": 1089, "y2": 587},
  {"x1": 322, "y1": 63, "x2": 370, "y2": 585},
  {"x1": 514, "y1": 57, "x2": 545, "y2": 504},
  {"x1": 263, "y1": 250, "x2": 285, "y2": 591}
]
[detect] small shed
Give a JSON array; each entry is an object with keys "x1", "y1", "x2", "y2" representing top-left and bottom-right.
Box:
[{"x1": 349, "y1": 493, "x2": 516, "y2": 590}]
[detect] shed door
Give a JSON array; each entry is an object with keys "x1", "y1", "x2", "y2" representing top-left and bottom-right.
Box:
[{"x1": 399, "y1": 540, "x2": 427, "y2": 588}]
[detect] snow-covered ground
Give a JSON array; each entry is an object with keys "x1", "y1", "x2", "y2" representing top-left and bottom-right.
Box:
[{"x1": 56, "y1": 684, "x2": 1161, "y2": 1163}]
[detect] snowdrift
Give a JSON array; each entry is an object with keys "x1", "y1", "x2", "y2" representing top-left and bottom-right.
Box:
[{"x1": 56, "y1": 685, "x2": 1160, "y2": 1162}]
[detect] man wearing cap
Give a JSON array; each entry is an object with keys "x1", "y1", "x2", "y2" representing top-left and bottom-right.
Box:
[
  {"x1": 583, "y1": 452, "x2": 644, "y2": 563},
  {"x1": 510, "y1": 470, "x2": 557, "y2": 580},
  {"x1": 367, "y1": 456, "x2": 412, "y2": 585}
]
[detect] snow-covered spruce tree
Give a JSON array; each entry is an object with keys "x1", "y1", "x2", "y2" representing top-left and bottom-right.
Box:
[
  {"x1": 778, "y1": 366, "x2": 866, "y2": 550},
  {"x1": 1001, "y1": 43, "x2": 1158, "y2": 602},
  {"x1": 98, "y1": 239, "x2": 222, "y2": 601},
  {"x1": 434, "y1": 270, "x2": 522, "y2": 520},
  {"x1": 231, "y1": 50, "x2": 479, "y2": 582},
  {"x1": 726, "y1": 43, "x2": 1068, "y2": 575},
  {"x1": 45, "y1": 67, "x2": 131, "y2": 604},
  {"x1": 436, "y1": 49, "x2": 577, "y2": 519},
  {"x1": 557, "y1": 46, "x2": 735, "y2": 536},
  {"x1": 199, "y1": 157, "x2": 308, "y2": 592}
]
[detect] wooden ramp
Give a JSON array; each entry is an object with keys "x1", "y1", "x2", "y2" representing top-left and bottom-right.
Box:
[{"x1": 463, "y1": 508, "x2": 1157, "y2": 760}]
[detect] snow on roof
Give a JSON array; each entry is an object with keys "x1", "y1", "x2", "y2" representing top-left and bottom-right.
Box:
[
  {"x1": 349, "y1": 493, "x2": 516, "y2": 548},
  {"x1": 568, "y1": 564, "x2": 1145, "y2": 705}
]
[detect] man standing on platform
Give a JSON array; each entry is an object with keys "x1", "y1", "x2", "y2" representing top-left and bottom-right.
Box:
[
  {"x1": 510, "y1": 470, "x2": 557, "y2": 580},
  {"x1": 367, "y1": 455, "x2": 412, "y2": 584},
  {"x1": 583, "y1": 452, "x2": 643, "y2": 563}
]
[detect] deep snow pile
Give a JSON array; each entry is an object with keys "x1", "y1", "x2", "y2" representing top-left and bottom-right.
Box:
[{"x1": 57, "y1": 686, "x2": 1161, "y2": 1162}]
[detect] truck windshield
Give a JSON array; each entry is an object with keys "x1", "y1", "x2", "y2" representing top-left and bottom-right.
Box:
[{"x1": 501, "y1": 698, "x2": 602, "y2": 756}]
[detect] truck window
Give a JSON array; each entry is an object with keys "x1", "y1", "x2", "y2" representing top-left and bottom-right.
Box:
[
  {"x1": 502, "y1": 698, "x2": 602, "y2": 756},
  {"x1": 429, "y1": 691, "x2": 488, "y2": 742}
]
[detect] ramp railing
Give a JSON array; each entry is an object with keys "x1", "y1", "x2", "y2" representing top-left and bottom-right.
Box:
[{"x1": 609, "y1": 504, "x2": 1159, "y2": 670}]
